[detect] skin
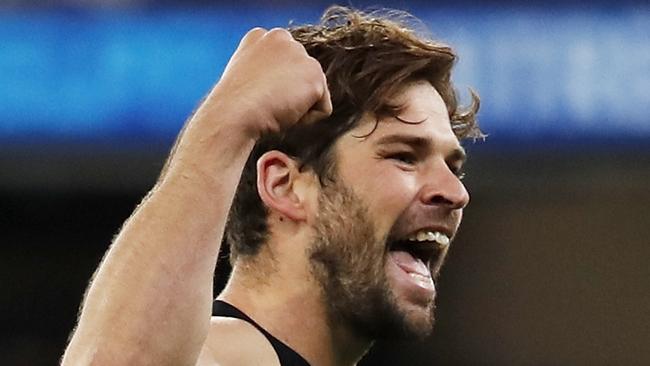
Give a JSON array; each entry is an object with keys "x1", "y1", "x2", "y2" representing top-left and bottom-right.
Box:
[
  {"x1": 62, "y1": 26, "x2": 467, "y2": 366},
  {"x1": 205, "y1": 81, "x2": 469, "y2": 366},
  {"x1": 62, "y1": 27, "x2": 330, "y2": 366},
  {"x1": 329, "y1": 80, "x2": 469, "y2": 338}
]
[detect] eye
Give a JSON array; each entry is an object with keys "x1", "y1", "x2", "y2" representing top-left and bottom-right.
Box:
[
  {"x1": 387, "y1": 151, "x2": 417, "y2": 165},
  {"x1": 451, "y1": 165, "x2": 466, "y2": 180}
]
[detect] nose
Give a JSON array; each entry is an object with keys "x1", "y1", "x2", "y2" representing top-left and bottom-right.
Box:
[{"x1": 419, "y1": 164, "x2": 470, "y2": 210}]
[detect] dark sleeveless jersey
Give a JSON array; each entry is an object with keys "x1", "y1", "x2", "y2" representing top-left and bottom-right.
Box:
[{"x1": 212, "y1": 300, "x2": 311, "y2": 366}]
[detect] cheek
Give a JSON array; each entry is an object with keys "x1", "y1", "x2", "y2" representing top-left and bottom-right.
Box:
[{"x1": 361, "y1": 169, "x2": 419, "y2": 226}]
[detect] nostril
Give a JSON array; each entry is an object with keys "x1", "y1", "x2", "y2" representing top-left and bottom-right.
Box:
[
  {"x1": 428, "y1": 194, "x2": 454, "y2": 205},
  {"x1": 422, "y1": 190, "x2": 468, "y2": 209}
]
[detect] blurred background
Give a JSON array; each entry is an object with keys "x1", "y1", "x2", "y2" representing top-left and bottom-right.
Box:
[{"x1": 1, "y1": 0, "x2": 649, "y2": 365}]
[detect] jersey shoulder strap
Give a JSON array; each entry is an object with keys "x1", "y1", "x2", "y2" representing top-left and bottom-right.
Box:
[{"x1": 212, "y1": 300, "x2": 311, "y2": 366}]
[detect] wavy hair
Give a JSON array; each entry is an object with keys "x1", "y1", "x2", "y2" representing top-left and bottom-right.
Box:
[{"x1": 226, "y1": 6, "x2": 482, "y2": 262}]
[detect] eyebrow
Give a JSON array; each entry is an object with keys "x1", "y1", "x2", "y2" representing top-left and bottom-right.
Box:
[{"x1": 375, "y1": 134, "x2": 467, "y2": 164}]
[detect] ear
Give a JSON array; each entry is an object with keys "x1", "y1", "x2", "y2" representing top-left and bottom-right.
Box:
[{"x1": 256, "y1": 150, "x2": 308, "y2": 222}]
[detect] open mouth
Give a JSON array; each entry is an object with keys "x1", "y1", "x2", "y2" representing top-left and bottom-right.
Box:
[{"x1": 388, "y1": 230, "x2": 450, "y2": 279}]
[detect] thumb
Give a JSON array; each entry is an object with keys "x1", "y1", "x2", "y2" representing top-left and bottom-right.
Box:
[{"x1": 299, "y1": 76, "x2": 332, "y2": 124}]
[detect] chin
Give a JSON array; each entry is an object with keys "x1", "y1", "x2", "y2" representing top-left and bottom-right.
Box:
[
  {"x1": 395, "y1": 300, "x2": 436, "y2": 340},
  {"x1": 383, "y1": 267, "x2": 436, "y2": 339}
]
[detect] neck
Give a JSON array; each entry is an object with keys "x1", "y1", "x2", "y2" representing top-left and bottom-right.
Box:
[{"x1": 218, "y1": 255, "x2": 373, "y2": 366}]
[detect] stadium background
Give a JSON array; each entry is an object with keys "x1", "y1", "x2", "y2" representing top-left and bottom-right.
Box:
[{"x1": 1, "y1": 0, "x2": 649, "y2": 364}]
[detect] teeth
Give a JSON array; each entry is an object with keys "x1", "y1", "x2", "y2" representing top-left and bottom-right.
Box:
[
  {"x1": 407, "y1": 230, "x2": 450, "y2": 246},
  {"x1": 416, "y1": 231, "x2": 428, "y2": 241},
  {"x1": 436, "y1": 233, "x2": 450, "y2": 246}
]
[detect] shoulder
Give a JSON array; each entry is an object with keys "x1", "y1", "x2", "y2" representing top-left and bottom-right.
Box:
[{"x1": 196, "y1": 316, "x2": 280, "y2": 366}]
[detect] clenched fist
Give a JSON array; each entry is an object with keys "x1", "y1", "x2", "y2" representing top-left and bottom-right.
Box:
[
  {"x1": 161, "y1": 27, "x2": 332, "y2": 181},
  {"x1": 203, "y1": 27, "x2": 332, "y2": 139},
  {"x1": 61, "y1": 27, "x2": 333, "y2": 366}
]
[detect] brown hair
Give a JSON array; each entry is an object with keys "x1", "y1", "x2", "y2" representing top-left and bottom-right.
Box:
[{"x1": 225, "y1": 6, "x2": 482, "y2": 262}]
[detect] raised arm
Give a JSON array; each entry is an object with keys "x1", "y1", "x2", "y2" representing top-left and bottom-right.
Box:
[{"x1": 62, "y1": 28, "x2": 331, "y2": 366}]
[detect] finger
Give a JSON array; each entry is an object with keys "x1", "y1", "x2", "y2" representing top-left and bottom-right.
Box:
[
  {"x1": 312, "y1": 73, "x2": 332, "y2": 117},
  {"x1": 300, "y1": 99, "x2": 332, "y2": 125},
  {"x1": 237, "y1": 27, "x2": 267, "y2": 49},
  {"x1": 301, "y1": 100, "x2": 332, "y2": 125},
  {"x1": 263, "y1": 27, "x2": 294, "y2": 42},
  {"x1": 299, "y1": 110, "x2": 326, "y2": 125},
  {"x1": 300, "y1": 72, "x2": 332, "y2": 124}
]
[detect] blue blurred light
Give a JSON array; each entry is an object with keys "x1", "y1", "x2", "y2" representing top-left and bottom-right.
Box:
[{"x1": 1, "y1": 6, "x2": 649, "y2": 146}]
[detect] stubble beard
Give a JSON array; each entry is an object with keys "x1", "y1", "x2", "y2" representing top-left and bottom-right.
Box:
[{"x1": 307, "y1": 178, "x2": 435, "y2": 341}]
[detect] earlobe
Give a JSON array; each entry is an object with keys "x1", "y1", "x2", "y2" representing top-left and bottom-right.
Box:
[{"x1": 256, "y1": 151, "x2": 307, "y2": 222}]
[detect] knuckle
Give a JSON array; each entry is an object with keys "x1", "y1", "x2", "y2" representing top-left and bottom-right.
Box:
[
  {"x1": 244, "y1": 27, "x2": 266, "y2": 40},
  {"x1": 266, "y1": 27, "x2": 292, "y2": 40},
  {"x1": 306, "y1": 58, "x2": 325, "y2": 79},
  {"x1": 239, "y1": 27, "x2": 267, "y2": 47},
  {"x1": 307, "y1": 56, "x2": 323, "y2": 70},
  {"x1": 309, "y1": 79, "x2": 324, "y2": 98},
  {"x1": 248, "y1": 27, "x2": 266, "y2": 34}
]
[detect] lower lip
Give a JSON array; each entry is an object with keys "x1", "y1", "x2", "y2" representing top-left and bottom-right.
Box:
[{"x1": 386, "y1": 254, "x2": 436, "y2": 305}]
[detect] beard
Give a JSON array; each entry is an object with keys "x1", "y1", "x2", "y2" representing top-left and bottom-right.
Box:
[{"x1": 307, "y1": 177, "x2": 435, "y2": 341}]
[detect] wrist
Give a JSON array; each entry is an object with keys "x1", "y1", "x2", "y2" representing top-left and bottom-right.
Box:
[{"x1": 204, "y1": 83, "x2": 274, "y2": 141}]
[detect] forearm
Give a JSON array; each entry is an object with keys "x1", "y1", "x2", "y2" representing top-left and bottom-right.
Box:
[
  {"x1": 63, "y1": 109, "x2": 255, "y2": 365},
  {"x1": 62, "y1": 25, "x2": 331, "y2": 365}
]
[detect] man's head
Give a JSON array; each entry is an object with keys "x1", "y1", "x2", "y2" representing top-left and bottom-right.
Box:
[{"x1": 224, "y1": 6, "x2": 481, "y2": 339}]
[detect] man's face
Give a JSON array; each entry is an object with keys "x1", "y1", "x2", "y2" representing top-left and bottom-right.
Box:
[{"x1": 308, "y1": 81, "x2": 469, "y2": 340}]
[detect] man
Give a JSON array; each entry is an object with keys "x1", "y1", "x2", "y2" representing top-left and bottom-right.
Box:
[{"x1": 63, "y1": 6, "x2": 481, "y2": 366}]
